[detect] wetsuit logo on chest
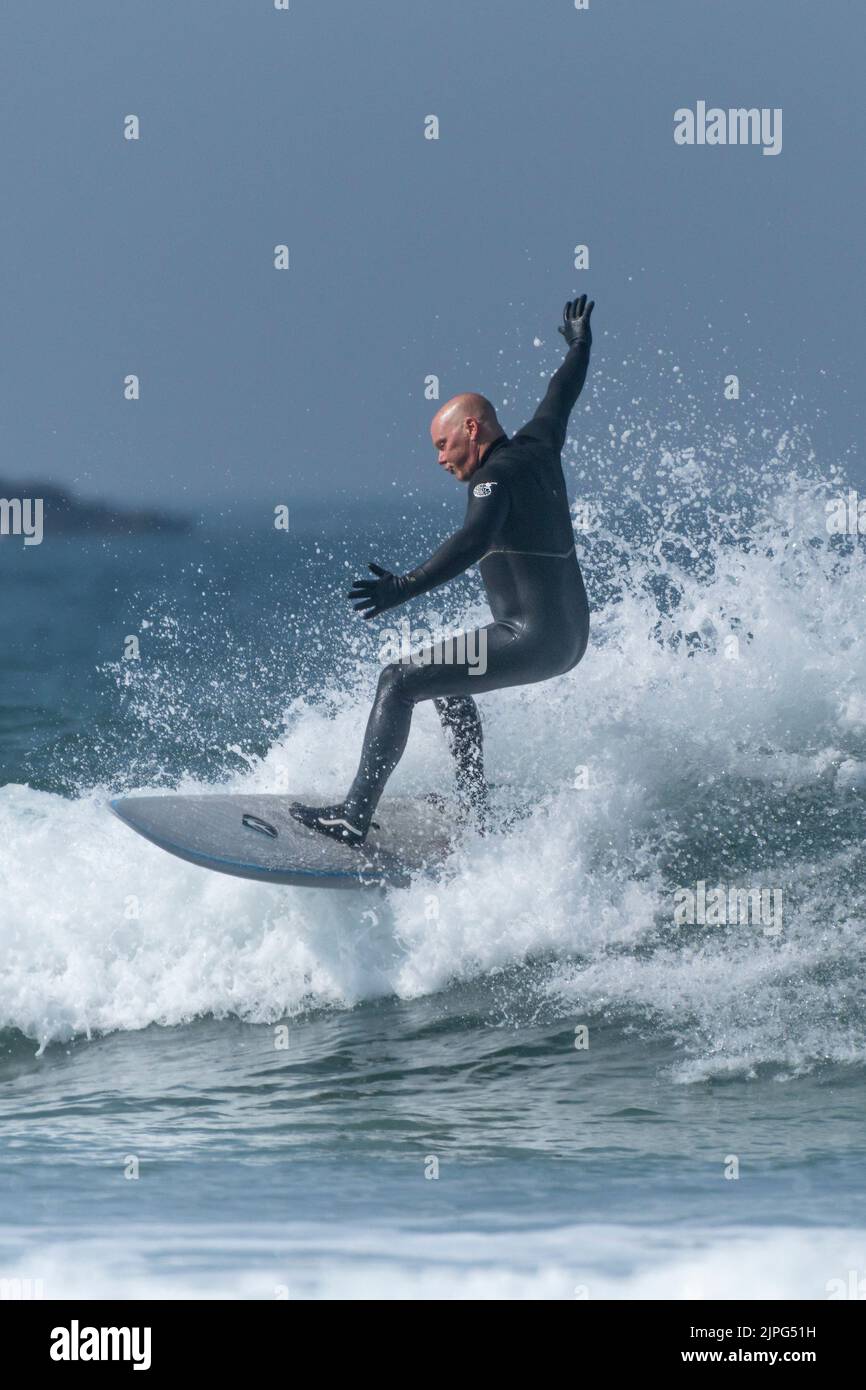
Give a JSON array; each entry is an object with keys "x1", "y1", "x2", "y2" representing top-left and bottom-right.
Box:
[{"x1": 472, "y1": 480, "x2": 498, "y2": 498}]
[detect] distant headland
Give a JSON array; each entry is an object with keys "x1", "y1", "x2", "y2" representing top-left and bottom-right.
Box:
[{"x1": 0, "y1": 480, "x2": 193, "y2": 536}]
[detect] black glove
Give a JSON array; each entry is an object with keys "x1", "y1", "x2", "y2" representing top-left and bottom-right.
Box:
[
  {"x1": 558, "y1": 294, "x2": 594, "y2": 349},
  {"x1": 348, "y1": 563, "x2": 409, "y2": 620}
]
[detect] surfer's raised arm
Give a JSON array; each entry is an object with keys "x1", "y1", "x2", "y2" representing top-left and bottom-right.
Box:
[{"x1": 516, "y1": 296, "x2": 594, "y2": 453}]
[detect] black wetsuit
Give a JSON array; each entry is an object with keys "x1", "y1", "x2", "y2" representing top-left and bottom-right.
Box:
[{"x1": 334, "y1": 336, "x2": 592, "y2": 834}]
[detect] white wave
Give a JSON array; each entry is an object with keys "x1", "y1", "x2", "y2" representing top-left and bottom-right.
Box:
[
  {"x1": 1, "y1": 1222, "x2": 863, "y2": 1300},
  {"x1": 2, "y1": 458, "x2": 866, "y2": 1077}
]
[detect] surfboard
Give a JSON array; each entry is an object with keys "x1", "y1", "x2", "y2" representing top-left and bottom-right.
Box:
[{"x1": 109, "y1": 791, "x2": 455, "y2": 889}]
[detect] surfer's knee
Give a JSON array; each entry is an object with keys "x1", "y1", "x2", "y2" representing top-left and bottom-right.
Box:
[{"x1": 376, "y1": 661, "x2": 416, "y2": 707}]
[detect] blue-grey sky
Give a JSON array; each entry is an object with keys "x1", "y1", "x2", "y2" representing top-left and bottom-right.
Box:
[{"x1": 1, "y1": 0, "x2": 862, "y2": 510}]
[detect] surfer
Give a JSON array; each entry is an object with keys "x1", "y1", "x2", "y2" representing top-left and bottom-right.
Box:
[{"x1": 291, "y1": 296, "x2": 594, "y2": 844}]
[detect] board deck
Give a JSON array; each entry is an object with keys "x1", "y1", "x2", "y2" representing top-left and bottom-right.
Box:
[{"x1": 109, "y1": 791, "x2": 455, "y2": 889}]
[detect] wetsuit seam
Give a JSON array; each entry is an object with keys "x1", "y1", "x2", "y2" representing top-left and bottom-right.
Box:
[{"x1": 478, "y1": 544, "x2": 577, "y2": 562}]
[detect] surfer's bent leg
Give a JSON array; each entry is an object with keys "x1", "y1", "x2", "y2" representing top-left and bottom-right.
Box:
[
  {"x1": 339, "y1": 623, "x2": 552, "y2": 834},
  {"x1": 289, "y1": 658, "x2": 421, "y2": 847},
  {"x1": 291, "y1": 621, "x2": 585, "y2": 846},
  {"x1": 433, "y1": 696, "x2": 486, "y2": 822},
  {"x1": 341, "y1": 661, "x2": 417, "y2": 831}
]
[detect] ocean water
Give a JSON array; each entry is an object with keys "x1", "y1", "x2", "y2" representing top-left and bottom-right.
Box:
[{"x1": 2, "y1": 392, "x2": 866, "y2": 1299}]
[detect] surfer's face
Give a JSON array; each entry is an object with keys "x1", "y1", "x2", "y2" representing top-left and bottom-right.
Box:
[{"x1": 431, "y1": 417, "x2": 481, "y2": 483}]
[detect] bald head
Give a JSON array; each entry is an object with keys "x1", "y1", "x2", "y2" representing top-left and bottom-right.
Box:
[
  {"x1": 432, "y1": 392, "x2": 500, "y2": 436},
  {"x1": 430, "y1": 393, "x2": 504, "y2": 483}
]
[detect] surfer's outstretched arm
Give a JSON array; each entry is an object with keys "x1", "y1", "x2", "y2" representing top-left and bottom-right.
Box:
[
  {"x1": 518, "y1": 296, "x2": 594, "y2": 453},
  {"x1": 349, "y1": 475, "x2": 509, "y2": 618}
]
